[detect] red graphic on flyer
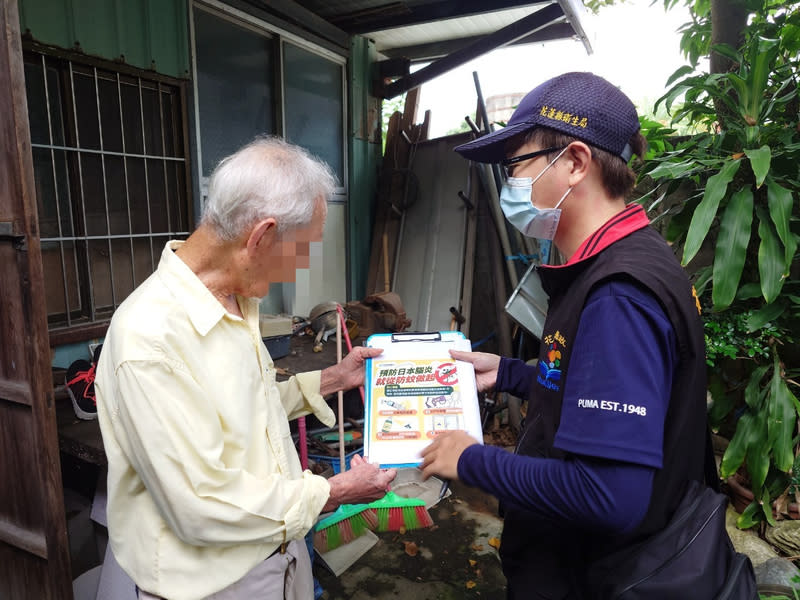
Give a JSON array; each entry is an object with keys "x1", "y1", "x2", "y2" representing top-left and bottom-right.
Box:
[{"x1": 434, "y1": 362, "x2": 458, "y2": 386}]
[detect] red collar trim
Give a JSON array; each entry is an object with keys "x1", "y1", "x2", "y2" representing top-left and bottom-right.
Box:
[{"x1": 550, "y1": 204, "x2": 650, "y2": 268}]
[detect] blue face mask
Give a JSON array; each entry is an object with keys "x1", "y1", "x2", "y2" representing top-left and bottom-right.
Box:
[{"x1": 499, "y1": 148, "x2": 572, "y2": 241}]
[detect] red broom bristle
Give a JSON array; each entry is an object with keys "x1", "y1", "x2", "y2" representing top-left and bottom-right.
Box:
[
  {"x1": 414, "y1": 505, "x2": 434, "y2": 529},
  {"x1": 389, "y1": 507, "x2": 404, "y2": 531}
]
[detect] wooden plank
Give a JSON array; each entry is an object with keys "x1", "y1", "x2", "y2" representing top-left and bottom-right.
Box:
[
  {"x1": 0, "y1": 379, "x2": 33, "y2": 406},
  {"x1": 0, "y1": 0, "x2": 73, "y2": 596},
  {"x1": 0, "y1": 520, "x2": 48, "y2": 560}
]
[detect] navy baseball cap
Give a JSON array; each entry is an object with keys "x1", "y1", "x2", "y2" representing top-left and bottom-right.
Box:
[{"x1": 455, "y1": 72, "x2": 641, "y2": 164}]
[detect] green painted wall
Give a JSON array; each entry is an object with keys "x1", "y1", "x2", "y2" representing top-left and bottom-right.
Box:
[
  {"x1": 347, "y1": 35, "x2": 382, "y2": 301},
  {"x1": 18, "y1": 0, "x2": 190, "y2": 78}
]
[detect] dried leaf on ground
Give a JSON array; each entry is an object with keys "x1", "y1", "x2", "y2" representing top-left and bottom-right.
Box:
[
  {"x1": 466, "y1": 581, "x2": 477, "y2": 589},
  {"x1": 488, "y1": 537, "x2": 501, "y2": 550},
  {"x1": 403, "y1": 541, "x2": 419, "y2": 556},
  {"x1": 471, "y1": 544, "x2": 483, "y2": 551},
  {"x1": 469, "y1": 559, "x2": 477, "y2": 567}
]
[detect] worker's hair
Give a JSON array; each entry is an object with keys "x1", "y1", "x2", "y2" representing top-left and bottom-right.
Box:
[
  {"x1": 201, "y1": 135, "x2": 337, "y2": 240},
  {"x1": 508, "y1": 127, "x2": 647, "y2": 199}
]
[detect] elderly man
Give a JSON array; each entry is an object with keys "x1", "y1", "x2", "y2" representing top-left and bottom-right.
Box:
[{"x1": 95, "y1": 136, "x2": 395, "y2": 600}]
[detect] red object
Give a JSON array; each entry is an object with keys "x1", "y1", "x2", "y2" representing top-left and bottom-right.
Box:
[{"x1": 298, "y1": 416, "x2": 308, "y2": 470}]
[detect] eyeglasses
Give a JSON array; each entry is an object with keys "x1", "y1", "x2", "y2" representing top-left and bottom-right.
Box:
[{"x1": 501, "y1": 146, "x2": 566, "y2": 178}]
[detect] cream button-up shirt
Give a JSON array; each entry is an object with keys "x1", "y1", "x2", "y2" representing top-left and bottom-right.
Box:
[{"x1": 95, "y1": 241, "x2": 334, "y2": 600}]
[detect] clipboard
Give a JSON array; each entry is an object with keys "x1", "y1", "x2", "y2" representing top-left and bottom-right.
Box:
[{"x1": 364, "y1": 331, "x2": 483, "y2": 468}]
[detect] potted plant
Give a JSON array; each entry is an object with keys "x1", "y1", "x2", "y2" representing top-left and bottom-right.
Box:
[{"x1": 637, "y1": 2, "x2": 800, "y2": 529}]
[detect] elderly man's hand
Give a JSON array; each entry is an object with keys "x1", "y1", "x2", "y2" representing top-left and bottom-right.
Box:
[
  {"x1": 419, "y1": 430, "x2": 480, "y2": 481},
  {"x1": 322, "y1": 454, "x2": 396, "y2": 511},
  {"x1": 320, "y1": 346, "x2": 383, "y2": 396}
]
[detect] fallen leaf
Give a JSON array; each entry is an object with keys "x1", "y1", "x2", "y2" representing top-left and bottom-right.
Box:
[
  {"x1": 488, "y1": 537, "x2": 501, "y2": 550},
  {"x1": 471, "y1": 544, "x2": 484, "y2": 551},
  {"x1": 468, "y1": 559, "x2": 477, "y2": 567},
  {"x1": 404, "y1": 541, "x2": 419, "y2": 556},
  {"x1": 466, "y1": 581, "x2": 476, "y2": 589}
]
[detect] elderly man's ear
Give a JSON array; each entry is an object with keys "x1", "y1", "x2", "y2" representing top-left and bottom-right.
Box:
[{"x1": 246, "y1": 218, "x2": 279, "y2": 254}]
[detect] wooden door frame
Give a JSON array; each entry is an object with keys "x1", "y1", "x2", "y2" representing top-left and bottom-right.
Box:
[{"x1": 0, "y1": 0, "x2": 73, "y2": 597}]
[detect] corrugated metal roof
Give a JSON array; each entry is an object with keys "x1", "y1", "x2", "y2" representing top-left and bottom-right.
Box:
[
  {"x1": 371, "y1": 7, "x2": 545, "y2": 52},
  {"x1": 292, "y1": 0, "x2": 591, "y2": 61}
]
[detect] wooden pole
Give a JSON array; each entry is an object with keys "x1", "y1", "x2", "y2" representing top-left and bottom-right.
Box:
[{"x1": 336, "y1": 305, "x2": 346, "y2": 472}]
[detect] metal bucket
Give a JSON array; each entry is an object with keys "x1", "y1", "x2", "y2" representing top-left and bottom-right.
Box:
[{"x1": 504, "y1": 262, "x2": 548, "y2": 340}]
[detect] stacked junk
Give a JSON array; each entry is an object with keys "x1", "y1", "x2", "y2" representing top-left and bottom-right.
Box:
[{"x1": 358, "y1": 73, "x2": 551, "y2": 435}]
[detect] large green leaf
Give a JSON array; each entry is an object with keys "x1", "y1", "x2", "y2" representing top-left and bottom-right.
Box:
[
  {"x1": 749, "y1": 37, "x2": 781, "y2": 121},
  {"x1": 720, "y1": 412, "x2": 754, "y2": 478},
  {"x1": 736, "y1": 499, "x2": 762, "y2": 529},
  {"x1": 746, "y1": 302, "x2": 786, "y2": 332},
  {"x1": 744, "y1": 146, "x2": 771, "y2": 188},
  {"x1": 647, "y1": 159, "x2": 700, "y2": 181},
  {"x1": 683, "y1": 159, "x2": 742, "y2": 266},
  {"x1": 769, "y1": 353, "x2": 795, "y2": 473},
  {"x1": 761, "y1": 486, "x2": 777, "y2": 527},
  {"x1": 747, "y1": 408, "x2": 771, "y2": 492},
  {"x1": 744, "y1": 365, "x2": 769, "y2": 411},
  {"x1": 767, "y1": 181, "x2": 795, "y2": 269},
  {"x1": 712, "y1": 188, "x2": 753, "y2": 310},
  {"x1": 757, "y1": 206, "x2": 785, "y2": 303},
  {"x1": 707, "y1": 373, "x2": 735, "y2": 425}
]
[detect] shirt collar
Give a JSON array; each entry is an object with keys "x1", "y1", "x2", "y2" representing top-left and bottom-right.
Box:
[
  {"x1": 547, "y1": 203, "x2": 650, "y2": 269},
  {"x1": 156, "y1": 240, "x2": 256, "y2": 336}
]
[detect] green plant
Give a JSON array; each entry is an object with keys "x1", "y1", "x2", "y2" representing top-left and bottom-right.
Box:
[{"x1": 640, "y1": 2, "x2": 800, "y2": 528}]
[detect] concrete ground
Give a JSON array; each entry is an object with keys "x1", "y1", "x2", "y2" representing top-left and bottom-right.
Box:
[{"x1": 313, "y1": 477, "x2": 507, "y2": 599}]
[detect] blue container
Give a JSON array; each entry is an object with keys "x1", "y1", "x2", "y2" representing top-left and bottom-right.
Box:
[
  {"x1": 308, "y1": 448, "x2": 363, "y2": 474},
  {"x1": 263, "y1": 334, "x2": 290, "y2": 359}
]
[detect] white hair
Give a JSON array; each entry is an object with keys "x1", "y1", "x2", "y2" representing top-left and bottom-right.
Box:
[{"x1": 201, "y1": 135, "x2": 337, "y2": 240}]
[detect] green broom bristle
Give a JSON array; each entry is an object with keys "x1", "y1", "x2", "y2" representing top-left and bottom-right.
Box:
[
  {"x1": 367, "y1": 491, "x2": 434, "y2": 532},
  {"x1": 314, "y1": 504, "x2": 376, "y2": 553}
]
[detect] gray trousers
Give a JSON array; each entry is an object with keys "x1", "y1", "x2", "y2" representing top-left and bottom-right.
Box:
[{"x1": 136, "y1": 540, "x2": 313, "y2": 600}]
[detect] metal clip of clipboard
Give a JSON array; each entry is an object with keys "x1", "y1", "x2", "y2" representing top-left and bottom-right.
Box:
[{"x1": 390, "y1": 332, "x2": 442, "y2": 343}]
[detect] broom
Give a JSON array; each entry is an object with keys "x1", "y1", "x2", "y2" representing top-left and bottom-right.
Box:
[
  {"x1": 314, "y1": 503, "x2": 377, "y2": 553},
  {"x1": 368, "y1": 491, "x2": 434, "y2": 533},
  {"x1": 313, "y1": 312, "x2": 376, "y2": 554}
]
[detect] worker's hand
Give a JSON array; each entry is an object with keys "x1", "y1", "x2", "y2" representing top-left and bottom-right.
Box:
[
  {"x1": 419, "y1": 430, "x2": 480, "y2": 481},
  {"x1": 322, "y1": 454, "x2": 396, "y2": 511},
  {"x1": 449, "y1": 350, "x2": 500, "y2": 392},
  {"x1": 320, "y1": 346, "x2": 383, "y2": 396}
]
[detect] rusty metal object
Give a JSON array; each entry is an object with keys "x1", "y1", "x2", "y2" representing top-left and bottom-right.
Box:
[
  {"x1": 345, "y1": 291, "x2": 412, "y2": 338},
  {"x1": 308, "y1": 301, "x2": 339, "y2": 352}
]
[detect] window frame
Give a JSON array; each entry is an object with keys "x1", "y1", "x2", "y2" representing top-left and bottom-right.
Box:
[
  {"x1": 190, "y1": 0, "x2": 348, "y2": 203},
  {"x1": 23, "y1": 40, "x2": 194, "y2": 346}
]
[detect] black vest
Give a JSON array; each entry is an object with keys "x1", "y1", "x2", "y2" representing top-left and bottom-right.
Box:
[{"x1": 500, "y1": 226, "x2": 707, "y2": 598}]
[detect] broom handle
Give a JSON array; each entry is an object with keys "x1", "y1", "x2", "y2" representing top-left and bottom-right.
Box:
[
  {"x1": 336, "y1": 304, "x2": 365, "y2": 404},
  {"x1": 337, "y1": 304, "x2": 346, "y2": 472}
]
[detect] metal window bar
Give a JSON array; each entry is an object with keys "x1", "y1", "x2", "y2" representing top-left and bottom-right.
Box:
[
  {"x1": 138, "y1": 77, "x2": 156, "y2": 271},
  {"x1": 117, "y1": 72, "x2": 137, "y2": 291},
  {"x1": 40, "y1": 53, "x2": 76, "y2": 326},
  {"x1": 34, "y1": 54, "x2": 189, "y2": 328},
  {"x1": 93, "y1": 65, "x2": 118, "y2": 310},
  {"x1": 68, "y1": 61, "x2": 96, "y2": 322},
  {"x1": 158, "y1": 82, "x2": 173, "y2": 234}
]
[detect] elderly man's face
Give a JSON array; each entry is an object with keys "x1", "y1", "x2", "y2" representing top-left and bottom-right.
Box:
[{"x1": 258, "y1": 200, "x2": 327, "y2": 290}]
